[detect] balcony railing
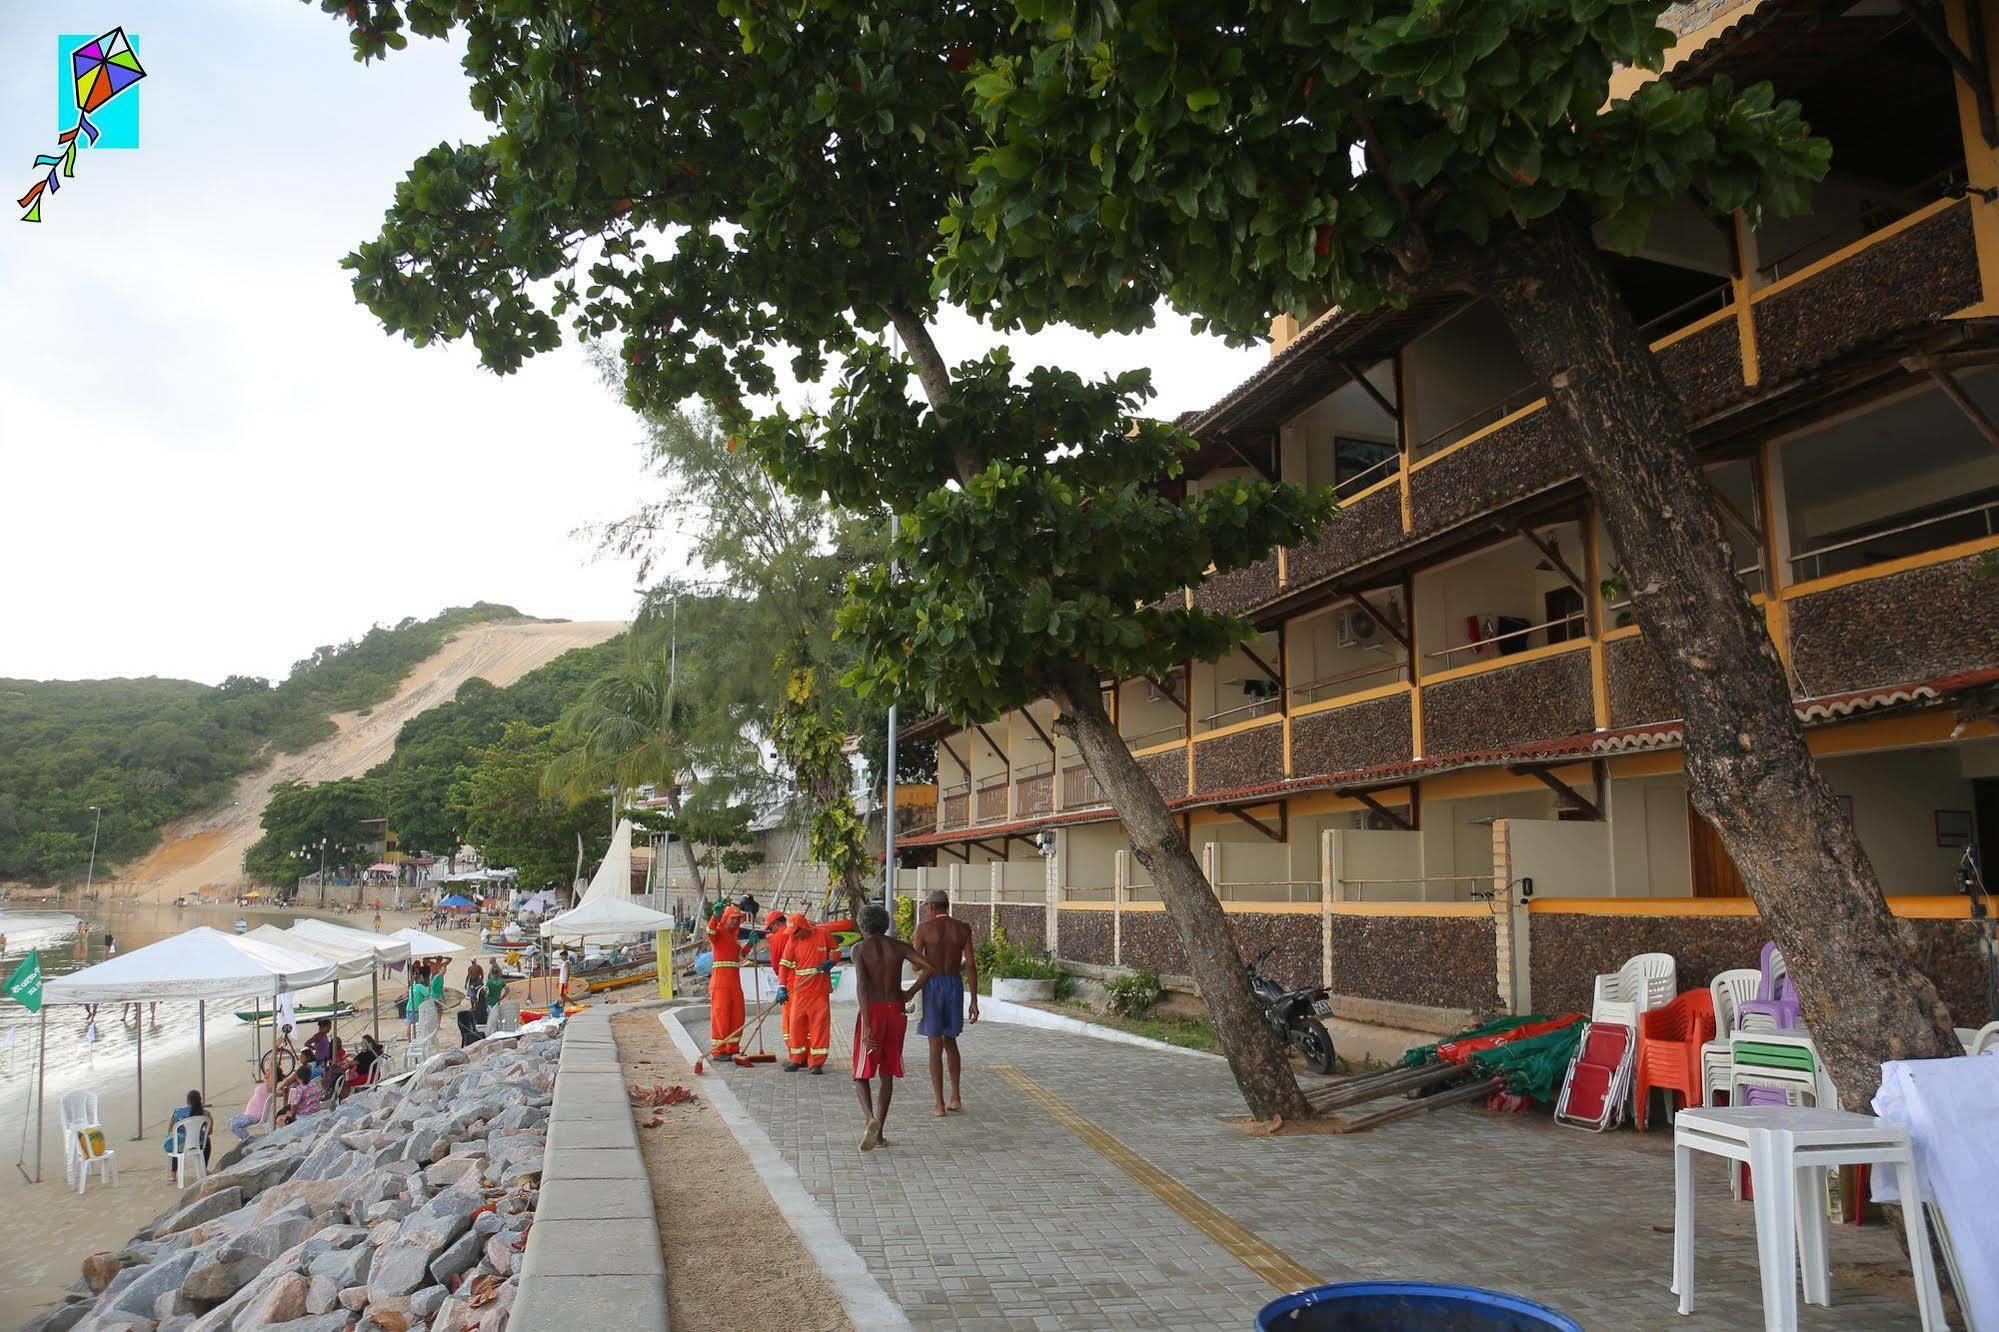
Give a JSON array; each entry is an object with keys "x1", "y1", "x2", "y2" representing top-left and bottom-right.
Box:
[
  {"x1": 1423, "y1": 611, "x2": 1586, "y2": 668},
  {"x1": 974, "y1": 778, "x2": 1009, "y2": 825},
  {"x1": 1062, "y1": 763, "x2": 1106, "y2": 809},
  {"x1": 1289, "y1": 660, "x2": 1409, "y2": 707},
  {"x1": 1121, "y1": 721, "x2": 1186, "y2": 750},
  {"x1": 1197, "y1": 696, "x2": 1281, "y2": 731},
  {"x1": 1789, "y1": 496, "x2": 1999, "y2": 584}
]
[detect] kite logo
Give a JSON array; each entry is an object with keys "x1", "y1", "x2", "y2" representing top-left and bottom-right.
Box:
[{"x1": 18, "y1": 28, "x2": 146, "y2": 223}]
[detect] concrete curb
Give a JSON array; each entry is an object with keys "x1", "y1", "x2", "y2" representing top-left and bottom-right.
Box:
[
  {"x1": 977, "y1": 995, "x2": 1226, "y2": 1061},
  {"x1": 514, "y1": 1007, "x2": 670, "y2": 1331},
  {"x1": 660, "y1": 1008, "x2": 913, "y2": 1332}
]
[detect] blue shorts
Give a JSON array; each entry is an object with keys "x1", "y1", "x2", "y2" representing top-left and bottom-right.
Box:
[{"x1": 917, "y1": 974, "x2": 965, "y2": 1039}]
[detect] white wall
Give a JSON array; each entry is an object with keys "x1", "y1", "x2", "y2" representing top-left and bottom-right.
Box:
[
  {"x1": 1116, "y1": 677, "x2": 1184, "y2": 749},
  {"x1": 1504, "y1": 818, "x2": 1613, "y2": 900},
  {"x1": 1607, "y1": 775, "x2": 1694, "y2": 898},
  {"x1": 1288, "y1": 593, "x2": 1409, "y2": 703},
  {"x1": 1421, "y1": 790, "x2": 1560, "y2": 897},
  {"x1": 1413, "y1": 526, "x2": 1583, "y2": 673},
  {"x1": 1278, "y1": 364, "x2": 1398, "y2": 492},
  {"x1": 1329, "y1": 828, "x2": 1425, "y2": 901},
  {"x1": 1403, "y1": 302, "x2": 1533, "y2": 452},
  {"x1": 1820, "y1": 749, "x2": 1977, "y2": 896}
]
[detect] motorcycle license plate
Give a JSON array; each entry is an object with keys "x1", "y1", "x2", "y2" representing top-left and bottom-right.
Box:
[{"x1": 1310, "y1": 997, "x2": 1333, "y2": 1017}]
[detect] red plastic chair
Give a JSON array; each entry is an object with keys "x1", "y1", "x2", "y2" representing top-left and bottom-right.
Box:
[{"x1": 1634, "y1": 989, "x2": 1715, "y2": 1131}]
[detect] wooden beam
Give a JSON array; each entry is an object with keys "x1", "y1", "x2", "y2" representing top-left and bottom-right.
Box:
[
  {"x1": 1907, "y1": 0, "x2": 1998, "y2": 148},
  {"x1": 1145, "y1": 674, "x2": 1186, "y2": 713},
  {"x1": 937, "y1": 736, "x2": 970, "y2": 781},
  {"x1": 1907, "y1": 359, "x2": 1999, "y2": 453},
  {"x1": 1338, "y1": 359, "x2": 1400, "y2": 423},
  {"x1": 1239, "y1": 643, "x2": 1285, "y2": 690},
  {"x1": 1222, "y1": 805, "x2": 1285, "y2": 842},
  {"x1": 1341, "y1": 788, "x2": 1413, "y2": 832},
  {"x1": 973, "y1": 724, "x2": 1009, "y2": 764},
  {"x1": 1703, "y1": 482, "x2": 1764, "y2": 548},
  {"x1": 1516, "y1": 526, "x2": 1586, "y2": 597},
  {"x1": 1221, "y1": 435, "x2": 1278, "y2": 482},
  {"x1": 1511, "y1": 765, "x2": 1603, "y2": 821},
  {"x1": 968, "y1": 839, "x2": 1010, "y2": 860},
  {"x1": 1343, "y1": 587, "x2": 1412, "y2": 652},
  {"x1": 1017, "y1": 709, "x2": 1057, "y2": 753},
  {"x1": 936, "y1": 842, "x2": 970, "y2": 863}
]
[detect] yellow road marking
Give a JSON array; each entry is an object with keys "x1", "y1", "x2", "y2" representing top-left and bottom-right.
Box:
[{"x1": 992, "y1": 1065, "x2": 1318, "y2": 1292}]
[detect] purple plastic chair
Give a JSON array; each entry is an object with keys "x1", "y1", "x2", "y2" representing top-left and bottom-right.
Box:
[{"x1": 1736, "y1": 942, "x2": 1802, "y2": 1032}]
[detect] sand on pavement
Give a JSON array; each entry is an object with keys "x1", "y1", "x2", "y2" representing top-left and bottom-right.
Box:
[{"x1": 612, "y1": 1010, "x2": 854, "y2": 1332}]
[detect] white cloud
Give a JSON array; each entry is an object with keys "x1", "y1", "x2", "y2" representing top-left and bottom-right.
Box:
[{"x1": 0, "y1": 1, "x2": 1263, "y2": 686}]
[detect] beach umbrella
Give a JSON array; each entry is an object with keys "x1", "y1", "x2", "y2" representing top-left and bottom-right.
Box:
[
  {"x1": 288, "y1": 920, "x2": 410, "y2": 1045},
  {"x1": 438, "y1": 895, "x2": 476, "y2": 910}
]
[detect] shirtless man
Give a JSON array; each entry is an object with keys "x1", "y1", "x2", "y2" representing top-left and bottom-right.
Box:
[
  {"x1": 911, "y1": 890, "x2": 979, "y2": 1115},
  {"x1": 849, "y1": 902, "x2": 932, "y2": 1151}
]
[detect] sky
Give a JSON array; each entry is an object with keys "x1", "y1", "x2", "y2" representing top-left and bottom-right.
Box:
[{"x1": 0, "y1": 2, "x2": 1267, "y2": 687}]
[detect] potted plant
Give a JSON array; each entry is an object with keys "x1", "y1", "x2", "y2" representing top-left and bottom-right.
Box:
[{"x1": 980, "y1": 925, "x2": 1061, "y2": 1001}]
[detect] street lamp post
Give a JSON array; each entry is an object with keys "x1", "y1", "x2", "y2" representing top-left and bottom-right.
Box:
[
  {"x1": 317, "y1": 838, "x2": 329, "y2": 907},
  {"x1": 80, "y1": 805, "x2": 103, "y2": 906}
]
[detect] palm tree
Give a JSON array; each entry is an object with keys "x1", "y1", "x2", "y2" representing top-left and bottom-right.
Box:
[{"x1": 543, "y1": 651, "x2": 707, "y2": 901}]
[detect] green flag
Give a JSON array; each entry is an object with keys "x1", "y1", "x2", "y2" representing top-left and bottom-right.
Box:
[{"x1": 4, "y1": 949, "x2": 44, "y2": 1013}]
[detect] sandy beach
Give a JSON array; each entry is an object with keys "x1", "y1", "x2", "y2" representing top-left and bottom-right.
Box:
[{"x1": 0, "y1": 906, "x2": 498, "y2": 1326}]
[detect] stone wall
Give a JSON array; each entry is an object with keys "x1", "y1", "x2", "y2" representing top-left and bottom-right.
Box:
[
  {"x1": 1658, "y1": 315, "x2": 1750, "y2": 417},
  {"x1": 1290, "y1": 691, "x2": 1414, "y2": 778},
  {"x1": 1789, "y1": 554, "x2": 1999, "y2": 696},
  {"x1": 957, "y1": 902, "x2": 995, "y2": 947},
  {"x1": 1192, "y1": 555, "x2": 1282, "y2": 616},
  {"x1": 1118, "y1": 911, "x2": 1190, "y2": 976},
  {"x1": 1138, "y1": 747, "x2": 1189, "y2": 801},
  {"x1": 1754, "y1": 203, "x2": 1980, "y2": 384},
  {"x1": 1605, "y1": 633, "x2": 1680, "y2": 728},
  {"x1": 1056, "y1": 908, "x2": 1114, "y2": 966},
  {"x1": 1285, "y1": 483, "x2": 1407, "y2": 592},
  {"x1": 1328, "y1": 913, "x2": 1498, "y2": 1012},
  {"x1": 1528, "y1": 909, "x2": 1994, "y2": 1026},
  {"x1": 1421, "y1": 650, "x2": 1594, "y2": 757},
  {"x1": 1193, "y1": 721, "x2": 1285, "y2": 795},
  {"x1": 995, "y1": 903, "x2": 1047, "y2": 954},
  {"x1": 1228, "y1": 911, "x2": 1322, "y2": 992},
  {"x1": 1409, "y1": 407, "x2": 1574, "y2": 536}
]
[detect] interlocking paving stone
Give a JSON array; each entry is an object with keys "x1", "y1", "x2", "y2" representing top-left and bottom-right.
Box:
[{"x1": 694, "y1": 1006, "x2": 1921, "y2": 1331}]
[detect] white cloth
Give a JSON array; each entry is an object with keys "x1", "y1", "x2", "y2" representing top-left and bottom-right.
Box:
[
  {"x1": 1873, "y1": 1056, "x2": 1999, "y2": 1329},
  {"x1": 275, "y1": 991, "x2": 298, "y2": 1035}
]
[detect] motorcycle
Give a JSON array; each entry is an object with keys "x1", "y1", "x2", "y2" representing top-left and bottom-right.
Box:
[{"x1": 1246, "y1": 944, "x2": 1337, "y2": 1075}]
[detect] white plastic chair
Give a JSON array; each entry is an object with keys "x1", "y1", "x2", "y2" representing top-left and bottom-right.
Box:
[
  {"x1": 1590, "y1": 952, "x2": 1677, "y2": 1029},
  {"x1": 168, "y1": 1118, "x2": 208, "y2": 1190},
  {"x1": 403, "y1": 1000, "x2": 441, "y2": 1069},
  {"x1": 70, "y1": 1106, "x2": 118, "y2": 1196},
  {"x1": 1966, "y1": 1021, "x2": 1999, "y2": 1055},
  {"x1": 58, "y1": 1091, "x2": 102, "y2": 1188},
  {"x1": 1700, "y1": 968, "x2": 1764, "y2": 1106}
]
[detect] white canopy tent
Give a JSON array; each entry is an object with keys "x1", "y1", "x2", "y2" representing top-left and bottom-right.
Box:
[
  {"x1": 36, "y1": 927, "x2": 339, "y2": 1170},
  {"x1": 391, "y1": 926, "x2": 464, "y2": 960},
  {"x1": 276, "y1": 920, "x2": 410, "y2": 1046},
  {"x1": 539, "y1": 895, "x2": 673, "y2": 942}
]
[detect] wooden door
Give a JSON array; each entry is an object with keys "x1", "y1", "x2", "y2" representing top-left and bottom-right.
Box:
[{"x1": 1688, "y1": 798, "x2": 1748, "y2": 898}]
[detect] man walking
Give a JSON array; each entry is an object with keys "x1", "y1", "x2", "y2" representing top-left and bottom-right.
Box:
[
  {"x1": 850, "y1": 902, "x2": 933, "y2": 1150},
  {"x1": 911, "y1": 889, "x2": 978, "y2": 1115}
]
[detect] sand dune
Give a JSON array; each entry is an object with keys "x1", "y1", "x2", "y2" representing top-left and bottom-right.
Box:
[{"x1": 123, "y1": 618, "x2": 624, "y2": 901}]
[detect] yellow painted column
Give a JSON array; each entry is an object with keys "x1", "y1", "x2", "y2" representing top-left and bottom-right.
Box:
[{"x1": 1948, "y1": 0, "x2": 1999, "y2": 315}]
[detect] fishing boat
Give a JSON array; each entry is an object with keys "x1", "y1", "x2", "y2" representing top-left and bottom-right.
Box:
[
  {"x1": 561, "y1": 943, "x2": 659, "y2": 997},
  {"x1": 234, "y1": 1000, "x2": 357, "y2": 1026}
]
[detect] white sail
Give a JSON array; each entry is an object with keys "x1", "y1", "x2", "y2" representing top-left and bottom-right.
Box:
[{"x1": 579, "y1": 817, "x2": 634, "y2": 905}]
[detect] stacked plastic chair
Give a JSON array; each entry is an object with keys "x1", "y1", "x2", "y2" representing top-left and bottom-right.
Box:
[
  {"x1": 1734, "y1": 942, "x2": 1800, "y2": 1032},
  {"x1": 1727, "y1": 1031, "x2": 1827, "y2": 1107},
  {"x1": 1699, "y1": 967, "x2": 1763, "y2": 1106},
  {"x1": 1557, "y1": 953, "x2": 1676, "y2": 1131},
  {"x1": 1634, "y1": 989, "x2": 1715, "y2": 1130}
]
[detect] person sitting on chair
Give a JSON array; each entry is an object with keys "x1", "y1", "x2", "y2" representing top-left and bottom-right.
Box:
[
  {"x1": 163, "y1": 1090, "x2": 213, "y2": 1177},
  {"x1": 456, "y1": 982, "x2": 491, "y2": 1047}
]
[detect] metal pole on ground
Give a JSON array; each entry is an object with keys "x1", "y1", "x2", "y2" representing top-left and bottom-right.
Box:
[
  {"x1": 132, "y1": 1016, "x2": 143, "y2": 1141},
  {"x1": 371, "y1": 967, "x2": 380, "y2": 1046},
  {"x1": 198, "y1": 1001, "x2": 206, "y2": 1103},
  {"x1": 885, "y1": 511, "x2": 900, "y2": 922},
  {"x1": 33, "y1": 1006, "x2": 46, "y2": 1183}
]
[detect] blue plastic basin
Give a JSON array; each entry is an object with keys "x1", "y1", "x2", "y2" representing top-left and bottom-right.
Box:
[{"x1": 1256, "y1": 1282, "x2": 1583, "y2": 1332}]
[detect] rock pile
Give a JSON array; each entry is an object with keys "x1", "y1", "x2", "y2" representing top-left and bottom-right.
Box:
[{"x1": 28, "y1": 1030, "x2": 558, "y2": 1332}]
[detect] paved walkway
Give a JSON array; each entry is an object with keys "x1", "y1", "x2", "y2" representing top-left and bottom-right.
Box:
[{"x1": 686, "y1": 1006, "x2": 1923, "y2": 1330}]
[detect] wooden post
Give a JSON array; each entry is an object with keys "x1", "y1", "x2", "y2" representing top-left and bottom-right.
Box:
[{"x1": 1321, "y1": 828, "x2": 1336, "y2": 991}]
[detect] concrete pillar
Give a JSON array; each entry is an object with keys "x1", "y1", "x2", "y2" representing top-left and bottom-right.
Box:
[
  {"x1": 990, "y1": 859, "x2": 1003, "y2": 907},
  {"x1": 1320, "y1": 828, "x2": 1337, "y2": 990},
  {"x1": 1201, "y1": 840, "x2": 1220, "y2": 900},
  {"x1": 1491, "y1": 818, "x2": 1524, "y2": 1015},
  {"x1": 1044, "y1": 843, "x2": 1060, "y2": 958},
  {"x1": 1113, "y1": 850, "x2": 1128, "y2": 967}
]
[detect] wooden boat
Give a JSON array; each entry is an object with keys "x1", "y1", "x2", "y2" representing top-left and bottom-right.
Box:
[
  {"x1": 562, "y1": 948, "x2": 658, "y2": 997},
  {"x1": 234, "y1": 1001, "x2": 356, "y2": 1025}
]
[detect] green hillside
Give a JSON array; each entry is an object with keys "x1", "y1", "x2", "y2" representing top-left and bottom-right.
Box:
[{"x1": 0, "y1": 603, "x2": 529, "y2": 883}]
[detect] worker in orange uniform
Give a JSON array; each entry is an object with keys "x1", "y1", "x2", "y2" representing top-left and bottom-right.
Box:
[
  {"x1": 781, "y1": 911, "x2": 855, "y2": 1074},
  {"x1": 706, "y1": 894, "x2": 756, "y2": 1056},
  {"x1": 757, "y1": 909, "x2": 793, "y2": 1058}
]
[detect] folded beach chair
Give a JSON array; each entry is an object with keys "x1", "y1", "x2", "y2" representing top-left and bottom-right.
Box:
[{"x1": 1556, "y1": 1021, "x2": 1636, "y2": 1131}]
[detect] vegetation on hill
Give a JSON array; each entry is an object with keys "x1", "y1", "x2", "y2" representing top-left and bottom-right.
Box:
[{"x1": 0, "y1": 603, "x2": 526, "y2": 884}]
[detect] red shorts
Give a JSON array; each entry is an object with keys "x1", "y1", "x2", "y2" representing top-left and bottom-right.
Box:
[{"x1": 852, "y1": 1001, "x2": 907, "y2": 1080}]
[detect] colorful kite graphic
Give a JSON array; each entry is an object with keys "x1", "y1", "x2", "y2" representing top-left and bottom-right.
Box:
[{"x1": 19, "y1": 28, "x2": 146, "y2": 223}]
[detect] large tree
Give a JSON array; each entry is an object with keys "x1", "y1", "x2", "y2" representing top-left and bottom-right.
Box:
[
  {"x1": 449, "y1": 722, "x2": 608, "y2": 893},
  {"x1": 245, "y1": 776, "x2": 384, "y2": 897},
  {"x1": 311, "y1": 0, "x2": 1322, "y2": 1117},
  {"x1": 949, "y1": 0, "x2": 1962, "y2": 1096}
]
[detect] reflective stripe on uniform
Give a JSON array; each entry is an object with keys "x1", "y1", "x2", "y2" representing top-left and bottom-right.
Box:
[
  {"x1": 809, "y1": 1048, "x2": 830, "y2": 1055},
  {"x1": 710, "y1": 960, "x2": 740, "y2": 968}
]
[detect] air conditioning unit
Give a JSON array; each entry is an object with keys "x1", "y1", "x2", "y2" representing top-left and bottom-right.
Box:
[{"x1": 1336, "y1": 609, "x2": 1382, "y2": 650}]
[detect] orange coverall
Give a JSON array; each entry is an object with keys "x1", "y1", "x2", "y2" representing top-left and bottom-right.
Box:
[
  {"x1": 781, "y1": 916, "x2": 850, "y2": 1069},
  {"x1": 707, "y1": 903, "x2": 747, "y2": 1055},
  {"x1": 759, "y1": 910, "x2": 792, "y2": 1057}
]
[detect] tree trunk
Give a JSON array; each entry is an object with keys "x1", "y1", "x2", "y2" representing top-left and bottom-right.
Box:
[
  {"x1": 1480, "y1": 212, "x2": 1959, "y2": 1103},
  {"x1": 1048, "y1": 663, "x2": 1311, "y2": 1121}
]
